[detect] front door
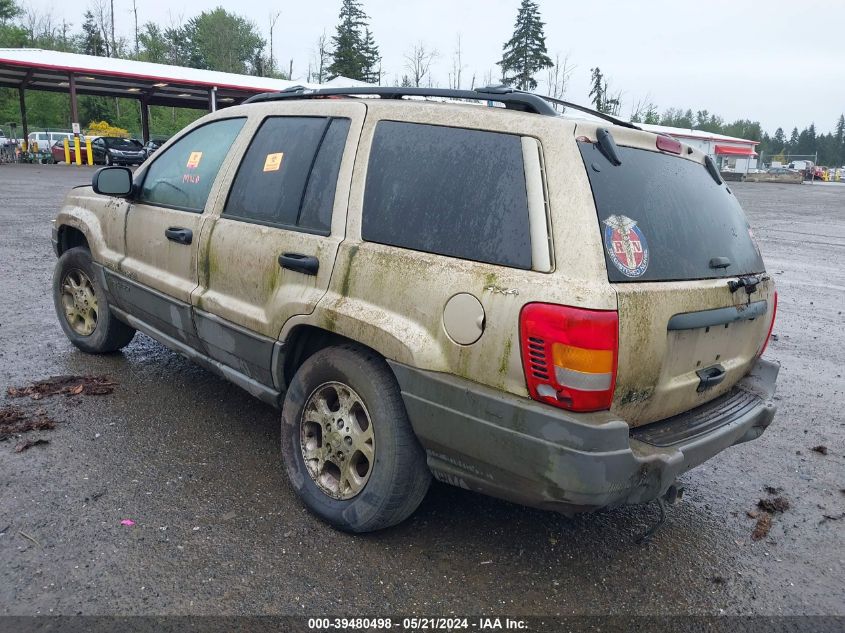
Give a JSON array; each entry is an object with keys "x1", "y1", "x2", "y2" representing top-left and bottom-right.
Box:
[
  {"x1": 192, "y1": 101, "x2": 365, "y2": 388},
  {"x1": 110, "y1": 117, "x2": 247, "y2": 348}
]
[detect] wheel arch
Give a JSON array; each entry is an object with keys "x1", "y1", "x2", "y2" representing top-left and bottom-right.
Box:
[
  {"x1": 281, "y1": 325, "x2": 389, "y2": 388},
  {"x1": 56, "y1": 224, "x2": 90, "y2": 255}
]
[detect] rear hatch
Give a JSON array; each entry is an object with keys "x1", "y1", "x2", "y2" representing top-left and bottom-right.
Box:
[{"x1": 576, "y1": 124, "x2": 775, "y2": 426}]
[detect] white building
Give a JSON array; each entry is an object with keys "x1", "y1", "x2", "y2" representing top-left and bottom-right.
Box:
[{"x1": 636, "y1": 123, "x2": 759, "y2": 173}]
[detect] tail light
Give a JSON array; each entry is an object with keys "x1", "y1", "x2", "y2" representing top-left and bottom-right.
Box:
[
  {"x1": 757, "y1": 291, "x2": 778, "y2": 357},
  {"x1": 519, "y1": 303, "x2": 618, "y2": 412}
]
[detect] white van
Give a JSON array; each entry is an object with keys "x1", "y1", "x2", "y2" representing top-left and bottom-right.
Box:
[{"x1": 27, "y1": 131, "x2": 73, "y2": 149}]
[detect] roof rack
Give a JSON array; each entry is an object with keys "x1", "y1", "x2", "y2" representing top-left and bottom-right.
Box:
[{"x1": 242, "y1": 85, "x2": 640, "y2": 130}]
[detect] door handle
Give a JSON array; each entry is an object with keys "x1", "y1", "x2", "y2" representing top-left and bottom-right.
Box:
[
  {"x1": 165, "y1": 227, "x2": 193, "y2": 245},
  {"x1": 279, "y1": 253, "x2": 319, "y2": 276}
]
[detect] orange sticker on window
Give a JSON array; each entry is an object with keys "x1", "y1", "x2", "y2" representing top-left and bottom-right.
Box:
[
  {"x1": 186, "y1": 151, "x2": 203, "y2": 169},
  {"x1": 263, "y1": 152, "x2": 284, "y2": 172}
]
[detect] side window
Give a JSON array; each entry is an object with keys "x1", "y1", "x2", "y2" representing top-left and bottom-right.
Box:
[
  {"x1": 139, "y1": 118, "x2": 245, "y2": 213},
  {"x1": 224, "y1": 116, "x2": 350, "y2": 235},
  {"x1": 362, "y1": 121, "x2": 532, "y2": 270}
]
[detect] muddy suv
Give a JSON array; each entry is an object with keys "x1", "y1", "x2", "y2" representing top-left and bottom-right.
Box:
[{"x1": 51, "y1": 86, "x2": 778, "y2": 532}]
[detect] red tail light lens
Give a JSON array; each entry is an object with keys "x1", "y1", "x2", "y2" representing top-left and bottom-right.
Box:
[
  {"x1": 519, "y1": 303, "x2": 619, "y2": 412},
  {"x1": 656, "y1": 134, "x2": 682, "y2": 154},
  {"x1": 758, "y1": 291, "x2": 778, "y2": 357}
]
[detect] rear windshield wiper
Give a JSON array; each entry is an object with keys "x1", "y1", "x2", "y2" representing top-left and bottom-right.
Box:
[
  {"x1": 728, "y1": 274, "x2": 769, "y2": 294},
  {"x1": 595, "y1": 128, "x2": 622, "y2": 166}
]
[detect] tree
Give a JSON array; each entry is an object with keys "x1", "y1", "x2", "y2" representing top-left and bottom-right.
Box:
[
  {"x1": 268, "y1": 11, "x2": 281, "y2": 75},
  {"x1": 543, "y1": 53, "x2": 573, "y2": 110},
  {"x1": 79, "y1": 10, "x2": 107, "y2": 57},
  {"x1": 448, "y1": 34, "x2": 465, "y2": 90},
  {"x1": 88, "y1": 0, "x2": 113, "y2": 56},
  {"x1": 497, "y1": 0, "x2": 552, "y2": 91},
  {"x1": 788, "y1": 127, "x2": 799, "y2": 152},
  {"x1": 360, "y1": 28, "x2": 381, "y2": 83},
  {"x1": 404, "y1": 41, "x2": 437, "y2": 87},
  {"x1": 630, "y1": 97, "x2": 658, "y2": 123},
  {"x1": 772, "y1": 127, "x2": 786, "y2": 153},
  {"x1": 0, "y1": 0, "x2": 24, "y2": 47},
  {"x1": 310, "y1": 30, "x2": 332, "y2": 84},
  {"x1": 588, "y1": 67, "x2": 619, "y2": 115},
  {"x1": 0, "y1": 0, "x2": 20, "y2": 23},
  {"x1": 328, "y1": 0, "x2": 378, "y2": 82},
  {"x1": 589, "y1": 67, "x2": 604, "y2": 111},
  {"x1": 182, "y1": 9, "x2": 265, "y2": 75}
]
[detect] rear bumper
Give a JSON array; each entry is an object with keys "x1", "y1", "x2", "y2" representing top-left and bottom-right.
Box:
[{"x1": 389, "y1": 358, "x2": 778, "y2": 515}]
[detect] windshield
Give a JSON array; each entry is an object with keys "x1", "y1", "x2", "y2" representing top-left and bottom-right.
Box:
[
  {"x1": 104, "y1": 138, "x2": 138, "y2": 150},
  {"x1": 578, "y1": 141, "x2": 765, "y2": 282}
]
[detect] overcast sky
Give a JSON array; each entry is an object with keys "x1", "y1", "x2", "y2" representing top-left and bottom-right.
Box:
[{"x1": 24, "y1": 0, "x2": 845, "y2": 133}]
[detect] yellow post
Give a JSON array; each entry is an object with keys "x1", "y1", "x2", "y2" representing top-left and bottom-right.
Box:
[
  {"x1": 63, "y1": 138, "x2": 70, "y2": 164},
  {"x1": 73, "y1": 135, "x2": 82, "y2": 166},
  {"x1": 85, "y1": 138, "x2": 93, "y2": 165}
]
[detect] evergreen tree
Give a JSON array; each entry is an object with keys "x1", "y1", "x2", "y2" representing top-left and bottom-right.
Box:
[
  {"x1": 498, "y1": 0, "x2": 552, "y2": 91},
  {"x1": 360, "y1": 28, "x2": 381, "y2": 83},
  {"x1": 588, "y1": 67, "x2": 619, "y2": 115},
  {"x1": 788, "y1": 127, "x2": 799, "y2": 152},
  {"x1": 772, "y1": 127, "x2": 785, "y2": 152},
  {"x1": 80, "y1": 10, "x2": 107, "y2": 56},
  {"x1": 328, "y1": 0, "x2": 378, "y2": 82},
  {"x1": 589, "y1": 67, "x2": 605, "y2": 112}
]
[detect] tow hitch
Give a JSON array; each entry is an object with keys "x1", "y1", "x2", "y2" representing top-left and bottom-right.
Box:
[{"x1": 636, "y1": 484, "x2": 684, "y2": 545}]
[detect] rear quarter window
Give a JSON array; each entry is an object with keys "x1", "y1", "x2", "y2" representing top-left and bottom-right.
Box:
[{"x1": 362, "y1": 121, "x2": 531, "y2": 270}]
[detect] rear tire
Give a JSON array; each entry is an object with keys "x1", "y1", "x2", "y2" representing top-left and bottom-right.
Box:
[
  {"x1": 52, "y1": 247, "x2": 136, "y2": 353},
  {"x1": 281, "y1": 345, "x2": 431, "y2": 532}
]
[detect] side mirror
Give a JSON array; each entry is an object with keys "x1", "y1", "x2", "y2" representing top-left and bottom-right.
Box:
[{"x1": 92, "y1": 167, "x2": 133, "y2": 197}]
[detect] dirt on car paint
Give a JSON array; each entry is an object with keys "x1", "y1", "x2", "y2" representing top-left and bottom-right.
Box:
[{"x1": 0, "y1": 167, "x2": 843, "y2": 616}]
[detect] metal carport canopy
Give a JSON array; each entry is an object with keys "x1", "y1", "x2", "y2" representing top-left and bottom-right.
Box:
[{"x1": 0, "y1": 48, "x2": 317, "y2": 109}]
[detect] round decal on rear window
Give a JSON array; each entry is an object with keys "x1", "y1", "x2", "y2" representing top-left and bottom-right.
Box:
[{"x1": 603, "y1": 214, "x2": 649, "y2": 278}]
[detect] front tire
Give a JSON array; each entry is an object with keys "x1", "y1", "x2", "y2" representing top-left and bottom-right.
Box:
[
  {"x1": 52, "y1": 247, "x2": 136, "y2": 353},
  {"x1": 281, "y1": 345, "x2": 431, "y2": 532}
]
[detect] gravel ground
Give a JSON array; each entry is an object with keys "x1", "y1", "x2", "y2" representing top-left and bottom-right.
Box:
[{"x1": 0, "y1": 165, "x2": 842, "y2": 616}]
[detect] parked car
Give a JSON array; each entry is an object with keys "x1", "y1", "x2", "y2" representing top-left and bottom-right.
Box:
[
  {"x1": 50, "y1": 87, "x2": 779, "y2": 532},
  {"x1": 28, "y1": 130, "x2": 73, "y2": 150},
  {"x1": 90, "y1": 136, "x2": 146, "y2": 166},
  {"x1": 766, "y1": 167, "x2": 797, "y2": 175},
  {"x1": 142, "y1": 138, "x2": 167, "y2": 159},
  {"x1": 50, "y1": 137, "x2": 93, "y2": 164}
]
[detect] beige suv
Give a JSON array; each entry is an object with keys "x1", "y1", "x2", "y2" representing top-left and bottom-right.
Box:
[{"x1": 51, "y1": 87, "x2": 779, "y2": 532}]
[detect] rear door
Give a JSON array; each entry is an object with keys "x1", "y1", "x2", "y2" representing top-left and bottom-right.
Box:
[
  {"x1": 577, "y1": 129, "x2": 775, "y2": 426},
  {"x1": 191, "y1": 102, "x2": 364, "y2": 387},
  {"x1": 112, "y1": 117, "x2": 247, "y2": 347}
]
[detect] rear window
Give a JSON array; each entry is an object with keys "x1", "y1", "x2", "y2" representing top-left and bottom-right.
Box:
[
  {"x1": 105, "y1": 138, "x2": 137, "y2": 150},
  {"x1": 362, "y1": 121, "x2": 531, "y2": 270},
  {"x1": 579, "y1": 141, "x2": 765, "y2": 282}
]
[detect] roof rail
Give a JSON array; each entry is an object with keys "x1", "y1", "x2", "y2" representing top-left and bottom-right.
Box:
[
  {"x1": 244, "y1": 85, "x2": 559, "y2": 116},
  {"x1": 242, "y1": 84, "x2": 640, "y2": 129}
]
